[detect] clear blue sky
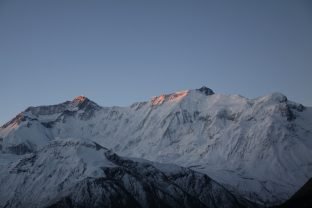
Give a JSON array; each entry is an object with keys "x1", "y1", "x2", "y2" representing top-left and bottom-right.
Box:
[{"x1": 0, "y1": 0, "x2": 311, "y2": 125}]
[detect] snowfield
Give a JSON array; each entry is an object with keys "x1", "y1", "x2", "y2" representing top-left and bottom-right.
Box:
[{"x1": 0, "y1": 138, "x2": 253, "y2": 208}]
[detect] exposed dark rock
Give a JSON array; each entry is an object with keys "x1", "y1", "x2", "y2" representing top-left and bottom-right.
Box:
[
  {"x1": 7, "y1": 143, "x2": 32, "y2": 155},
  {"x1": 288, "y1": 103, "x2": 305, "y2": 112},
  {"x1": 196, "y1": 86, "x2": 215, "y2": 96},
  {"x1": 280, "y1": 104, "x2": 296, "y2": 121},
  {"x1": 275, "y1": 178, "x2": 312, "y2": 208},
  {"x1": 25, "y1": 102, "x2": 71, "y2": 116},
  {"x1": 41, "y1": 122, "x2": 54, "y2": 128}
]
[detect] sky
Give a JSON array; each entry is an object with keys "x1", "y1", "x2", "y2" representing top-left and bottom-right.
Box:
[{"x1": 0, "y1": 0, "x2": 311, "y2": 125}]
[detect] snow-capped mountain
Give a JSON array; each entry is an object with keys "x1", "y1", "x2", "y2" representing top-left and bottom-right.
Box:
[
  {"x1": 1, "y1": 86, "x2": 311, "y2": 206},
  {"x1": 0, "y1": 138, "x2": 252, "y2": 208}
]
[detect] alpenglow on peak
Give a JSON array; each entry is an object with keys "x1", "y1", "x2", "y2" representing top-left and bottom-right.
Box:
[{"x1": 72, "y1": 95, "x2": 88, "y2": 103}]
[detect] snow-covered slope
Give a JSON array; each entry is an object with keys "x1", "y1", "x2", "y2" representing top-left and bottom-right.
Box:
[
  {"x1": 1, "y1": 86, "x2": 311, "y2": 205},
  {"x1": 0, "y1": 138, "x2": 252, "y2": 208}
]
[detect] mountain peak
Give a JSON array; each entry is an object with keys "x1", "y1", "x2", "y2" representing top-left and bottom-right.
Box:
[
  {"x1": 196, "y1": 86, "x2": 215, "y2": 95},
  {"x1": 70, "y1": 95, "x2": 93, "y2": 108},
  {"x1": 72, "y1": 95, "x2": 89, "y2": 104},
  {"x1": 70, "y1": 96, "x2": 101, "y2": 112}
]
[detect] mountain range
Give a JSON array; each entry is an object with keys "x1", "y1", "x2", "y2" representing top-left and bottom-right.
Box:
[{"x1": 1, "y1": 86, "x2": 311, "y2": 207}]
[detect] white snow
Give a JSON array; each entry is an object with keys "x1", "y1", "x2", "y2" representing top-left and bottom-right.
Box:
[{"x1": 1, "y1": 88, "x2": 311, "y2": 205}]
